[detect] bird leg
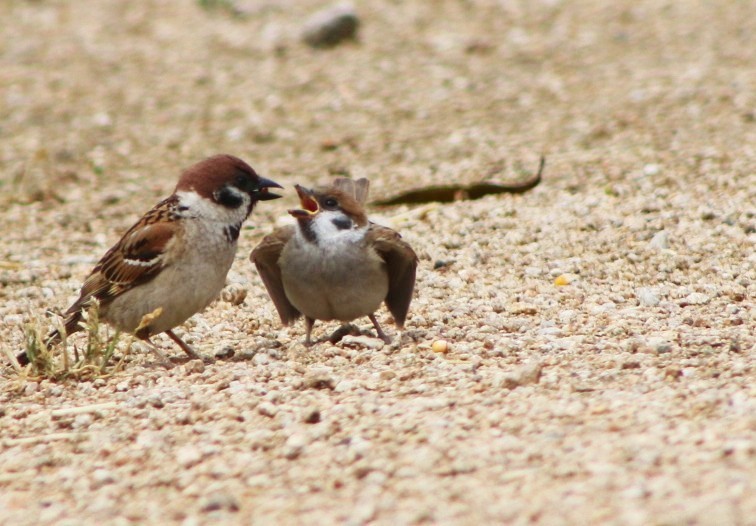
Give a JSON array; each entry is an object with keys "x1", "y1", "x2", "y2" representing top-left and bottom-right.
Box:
[
  {"x1": 304, "y1": 317, "x2": 316, "y2": 347},
  {"x1": 391, "y1": 329, "x2": 404, "y2": 349},
  {"x1": 143, "y1": 338, "x2": 170, "y2": 364},
  {"x1": 165, "y1": 329, "x2": 200, "y2": 360},
  {"x1": 368, "y1": 314, "x2": 392, "y2": 344}
]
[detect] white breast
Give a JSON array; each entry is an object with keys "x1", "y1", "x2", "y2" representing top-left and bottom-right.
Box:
[
  {"x1": 280, "y1": 223, "x2": 388, "y2": 322},
  {"x1": 102, "y1": 194, "x2": 241, "y2": 335}
]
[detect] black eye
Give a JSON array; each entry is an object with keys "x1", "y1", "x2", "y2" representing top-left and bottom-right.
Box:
[
  {"x1": 233, "y1": 168, "x2": 254, "y2": 191},
  {"x1": 324, "y1": 197, "x2": 338, "y2": 209},
  {"x1": 235, "y1": 174, "x2": 248, "y2": 188}
]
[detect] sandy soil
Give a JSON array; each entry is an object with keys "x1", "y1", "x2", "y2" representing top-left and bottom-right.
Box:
[{"x1": 1, "y1": 1, "x2": 754, "y2": 524}]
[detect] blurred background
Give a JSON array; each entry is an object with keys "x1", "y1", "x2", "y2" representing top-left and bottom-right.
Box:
[{"x1": 2, "y1": 0, "x2": 753, "y2": 203}]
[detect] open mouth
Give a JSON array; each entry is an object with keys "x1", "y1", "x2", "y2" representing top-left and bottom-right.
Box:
[{"x1": 288, "y1": 185, "x2": 318, "y2": 219}]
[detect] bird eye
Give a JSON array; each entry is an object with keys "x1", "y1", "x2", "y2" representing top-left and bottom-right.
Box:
[
  {"x1": 235, "y1": 174, "x2": 248, "y2": 188},
  {"x1": 324, "y1": 197, "x2": 338, "y2": 209}
]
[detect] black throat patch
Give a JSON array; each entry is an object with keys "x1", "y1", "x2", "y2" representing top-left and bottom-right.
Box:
[
  {"x1": 298, "y1": 219, "x2": 318, "y2": 244},
  {"x1": 224, "y1": 223, "x2": 241, "y2": 242}
]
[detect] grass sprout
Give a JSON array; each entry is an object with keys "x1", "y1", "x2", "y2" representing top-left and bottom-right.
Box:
[{"x1": 7, "y1": 301, "x2": 129, "y2": 382}]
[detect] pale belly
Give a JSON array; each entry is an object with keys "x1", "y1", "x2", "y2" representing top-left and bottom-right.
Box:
[
  {"x1": 102, "y1": 240, "x2": 236, "y2": 336},
  {"x1": 281, "y1": 242, "x2": 388, "y2": 322}
]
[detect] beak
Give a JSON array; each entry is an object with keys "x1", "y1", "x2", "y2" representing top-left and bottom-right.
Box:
[
  {"x1": 255, "y1": 176, "x2": 283, "y2": 201},
  {"x1": 288, "y1": 184, "x2": 319, "y2": 219}
]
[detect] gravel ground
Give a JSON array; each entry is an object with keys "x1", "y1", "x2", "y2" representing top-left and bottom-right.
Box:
[{"x1": 1, "y1": 1, "x2": 754, "y2": 524}]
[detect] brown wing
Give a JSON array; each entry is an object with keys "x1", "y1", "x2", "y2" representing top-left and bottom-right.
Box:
[
  {"x1": 367, "y1": 224, "x2": 418, "y2": 328},
  {"x1": 332, "y1": 177, "x2": 370, "y2": 205},
  {"x1": 250, "y1": 226, "x2": 301, "y2": 325},
  {"x1": 60, "y1": 199, "x2": 181, "y2": 335}
]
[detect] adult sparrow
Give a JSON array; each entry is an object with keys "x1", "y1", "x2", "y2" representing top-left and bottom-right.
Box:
[
  {"x1": 16, "y1": 154, "x2": 281, "y2": 365},
  {"x1": 251, "y1": 178, "x2": 417, "y2": 345}
]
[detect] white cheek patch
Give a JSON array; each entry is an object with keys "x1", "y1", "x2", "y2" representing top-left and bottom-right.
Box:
[
  {"x1": 310, "y1": 210, "x2": 365, "y2": 245},
  {"x1": 176, "y1": 190, "x2": 251, "y2": 225}
]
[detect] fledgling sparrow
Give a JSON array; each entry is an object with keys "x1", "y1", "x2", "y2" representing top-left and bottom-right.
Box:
[
  {"x1": 251, "y1": 178, "x2": 417, "y2": 345},
  {"x1": 16, "y1": 154, "x2": 282, "y2": 365}
]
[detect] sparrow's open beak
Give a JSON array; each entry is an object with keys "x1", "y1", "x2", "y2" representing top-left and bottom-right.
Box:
[
  {"x1": 289, "y1": 184, "x2": 319, "y2": 219},
  {"x1": 256, "y1": 176, "x2": 284, "y2": 201}
]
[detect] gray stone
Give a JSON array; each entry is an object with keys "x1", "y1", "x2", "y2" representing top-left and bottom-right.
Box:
[
  {"x1": 302, "y1": 4, "x2": 360, "y2": 48},
  {"x1": 494, "y1": 362, "x2": 542, "y2": 389}
]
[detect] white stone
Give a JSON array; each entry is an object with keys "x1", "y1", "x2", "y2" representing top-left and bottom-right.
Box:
[
  {"x1": 636, "y1": 287, "x2": 660, "y2": 307},
  {"x1": 648, "y1": 231, "x2": 670, "y2": 250}
]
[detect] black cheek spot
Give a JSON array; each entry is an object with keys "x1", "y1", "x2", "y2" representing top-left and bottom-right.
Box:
[
  {"x1": 331, "y1": 217, "x2": 352, "y2": 230},
  {"x1": 215, "y1": 186, "x2": 244, "y2": 209}
]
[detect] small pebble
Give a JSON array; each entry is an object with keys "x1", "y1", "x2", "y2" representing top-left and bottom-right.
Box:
[
  {"x1": 302, "y1": 4, "x2": 360, "y2": 48},
  {"x1": 648, "y1": 231, "x2": 670, "y2": 250},
  {"x1": 636, "y1": 287, "x2": 660, "y2": 307},
  {"x1": 72, "y1": 413, "x2": 94, "y2": 429},
  {"x1": 524, "y1": 266, "x2": 542, "y2": 277},
  {"x1": 302, "y1": 408, "x2": 321, "y2": 424},
  {"x1": 90, "y1": 469, "x2": 116, "y2": 490},
  {"x1": 199, "y1": 493, "x2": 240, "y2": 513},
  {"x1": 304, "y1": 369, "x2": 336, "y2": 390},
  {"x1": 340, "y1": 335, "x2": 384, "y2": 350},
  {"x1": 647, "y1": 337, "x2": 673, "y2": 354},
  {"x1": 283, "y1": 434, "x2": 307, "y2": 459},
  {"x1": 253, "y1": 353, "x2": 270, "y2": 365},
  {"x1": 220, "y1": 284, "x2": 247, "y2": 305},
  {"x1": 680, "y1": 292, "x2": 710, "y2": 306},
  {"x1": 257, "y1": 402, "x2": 278, "y2": 418},
  {"x1": 215, "y1": 346, "x2": 235, "y2": 360},
  {"x1": 334, "y1": 379, "x2": 356, "y2": 392},
  {"x1": 185, "y1": 360, "x2": 205, "y2": 374},
  {"x1": 176, "y1": 446, "x2": 203, "y2": 468},
  {"x1": 147, "y1": 395, "x2": 164, "y2": 409},
  {"x1": 432, "y1": 340, "x2": 450, "y2": 353},
  {"x1": 495, "y1": 362, "x2": 543, "y2": 389}
]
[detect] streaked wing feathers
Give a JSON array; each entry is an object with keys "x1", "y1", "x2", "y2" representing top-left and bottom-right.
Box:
[
  {"x1": 367, "y1": 224, "x2": 418, "y2": 327},
  {"x1": 63, "y1": 200, "x2": 181, "y2": 320},
  {"x1": 250, "y1": 225, "x2": 302, "y2": 325}
]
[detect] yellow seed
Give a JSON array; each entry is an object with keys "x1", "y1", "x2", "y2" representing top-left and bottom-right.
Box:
[
  {"x1": 554, "y1": 274, "x2": 570, "y2": 286},
  {"x1": 432, "y1": 340, "x2": 450, "y2": 353},
  {"x1": 136, "y1": 307, "x2": 163, "y2": 334}
]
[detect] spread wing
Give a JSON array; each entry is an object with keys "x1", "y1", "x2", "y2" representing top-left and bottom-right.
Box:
[
  {"x1": 60, "y1": 198, "x2": 181, "y2": 335},
  {"x1": 367, "y1": 224, "x2": 418, "y2": 328},
  {"x1": 250, "y1": 225, "x2": 301, "y2": 325}
]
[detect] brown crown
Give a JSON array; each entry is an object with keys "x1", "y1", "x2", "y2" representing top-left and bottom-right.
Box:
[
  {"x1": 314, "y1": 186, "x2": 368, "y2": 227},
  {"x1": 175, "y1": 154, "x2": 259, "y2": 199}
]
